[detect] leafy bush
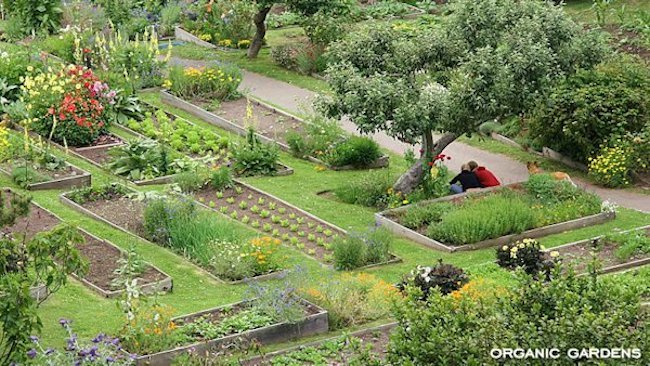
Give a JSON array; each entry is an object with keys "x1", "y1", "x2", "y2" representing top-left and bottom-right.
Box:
[
  {"x1": 0, "y1": 51, "x2": 42, "y2": 110},
  {"x1": 11, "y1": 166, "x2": 48, "y2": 188},
  {"x1": 530, "y1": 57, "x2": 650, "y2": 163},
  {"x1": 333, "y1": 169, "x2": 397, "y2": 208},
  {"x1": 159, "y1": 2, "x2": 182, "y2": 37},
  {"x1": 606, "y1": 230, "x2": 650, "y2": 262},
  {"x1": 180, "y1": 0, "x2": 255, "y2": 47},
  {"x1": 427, "y1": 192, "x2": 537, "y2": 245},
  {"x1": 332, "y1": 227, "x2": 393, "y2": 270},
  {"x1": 19, "y1": 65, "x2": 115, "y2": 147},
  {"x1": 165, "y1": 64, "x2": 241, "y2": 101},
  {"x1": 271, "y1": 44, "x2": 300, "y2": 70},
  {"x1": 325, "y1": 136, "x2": 381, "y2": 168},
  {"x1": 588, "y1": 138, "x2": 635, "y2": 188},
  {"x1": 496, "y1": 238, "x2": 556, "y2": 276},
  {"x1": 173, "y1": 171, "x2": 207, "y2": 193},
  {"x1": 209, "y1": 166, "x2": 234, "y2": 190},
  {"x1": 267, "y1": 11, "x2": 303, "y2": 29},
  {"x1": 400, "y1": 202, "x2": 453, "y2": 230},
  {"x1": 230, "y1": 128, "x2": 279, "y2": 177},
  {"x1": 396, "y1": 261, "x2": 469, "y2": 298},
  {"x1": 2, "y1": 0, "x2": 63, "y2": 36},
  {"x1": 389, "y1": 267, "x2": 650, "y2": 365},
  {"x1": 107, "y1": 139, "x2": 193, "y2": 181},
  {"x1": 524, "y1": 173, "x2": 582, "y2": 204}
]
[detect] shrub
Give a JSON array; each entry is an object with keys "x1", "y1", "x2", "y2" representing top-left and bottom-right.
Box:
[
  {"x1": 165, "y1": 64, "x2": 241, "y2": 100},
  {"x1": 332, "y1": 227, "x2": 392, "y2": 270},
  {"x1": 427, "y1": 192, "x2": 537, "y2": 245},
  {"x1": 300, "y1": 272, "x2": 399, "y2": 329},
  {"x1": 325, "y1": 136, "x2": 381, "y2": 168},
  {"x1": 271, "y1": 44, "x2": 300, "y2": 70},
  {"x1": 20, "y1": 65, "x2": 115, "y2": 147},
  {"x1": 230, "y1": 128, "x2": 279, "y2": 177},
  {"x1": 2, "y1": 0, "x2": 63, "y2": 36},
  {"x1": 159, "y1": 2, "x2": 182, "y2": 37},
  {"x1": 209, "y1": 166, "x2": 234, "y2": 190},
  {"x1": 333, "y1": 170, "x2": 397, "y2": 208},
  {"x1": 396, "y1": 261, "x2": 469, "y2": 298},
  {"x1": 400, "y1": 202, "x2": 454, "y2": 230},
  {"x1": 388, "y1": 268, "x2": 650, "y2": 365},
  {"x1": 0, "y1": 51, "x2": 42, "y2": 109},
  {"x1": 524, "y1": 173, "x2": 582, "y2": 204},
  {"x1": 180, "y1": 0, "x2": 255, "y2": 46},
  {"x1": 496, "y1": 238, "x2": 556, "y2": 276},
  {"x1": 530, "y1": 56, "x2": 650, "y2": 163},
  {"x1": 11, "y1": 166, "x2": 48, "y2": 188},
  {"x1": 143, "y1": 196, "x2": 196, "y2": 244},
  {"x1": 173, "y1": 171, "x2": 206, "y2": 193},
  {"x1": 588, "y1": 139, "x2": 635, "y2": 188}
]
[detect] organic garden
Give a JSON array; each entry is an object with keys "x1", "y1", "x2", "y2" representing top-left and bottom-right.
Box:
[{"x1": 0, "y1": 0, "x2": 649, "y2": 365}]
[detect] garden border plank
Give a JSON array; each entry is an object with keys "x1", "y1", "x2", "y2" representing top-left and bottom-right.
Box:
[{"x1": 0, "y1": 161, "x2": 91, "y2": 190}]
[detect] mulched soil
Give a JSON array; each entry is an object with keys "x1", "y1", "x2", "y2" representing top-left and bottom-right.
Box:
[
  {"x1": 200, "y1": 97, "x2": 305, "y2": 146},
  {"x1": 73, "y1": 134, "x2": 126, "y2": 166},
  {"x1": 78, "y1": 194, "x2": 147, "y2": 238},
  {"x1": 555, "y1": 232, "x2": 650, "y2": 274},
  {"x1": 192, "y1": 183, "x2": 344, "y2": 263},
  {"x1": 243, "y1": 324, "x2": 394, "y2": 365},
  {"x1": 1, "y1": 190, "x2": 164, "y2": 292}
]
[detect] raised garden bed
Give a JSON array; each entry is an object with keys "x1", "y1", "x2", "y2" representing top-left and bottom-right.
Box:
[
  {"x1": 128, "y1": 298, "x2": 329, "y2": 366},
  {"x1": 376, "y1": 182, "x2": 614, "y2": 252},
  {"x1": 0, "y1": 158, "x2": 91, "y2": 191},
  {"x1": 60, "y1": 184, "x2": 290, "y2": 284},
  {"x1": 114, "y1": 104, "x2": 293, "y2": 176},
  {"x1": 57, "y1": 133, "x2": 126, "y2": 167},
  {"x1": 160, "y1": 90, "x2": 388, "y2": 171},
  {"x1": 194, "y1": 179, "x2": 401, "y2": 267},
  {"x1": 2, "y1": 188, "x2": 171, "y2": 297},
  {"x1": 549, "y1": 225, "x2": 650, "y2": 275},
  {"x1": 242, "y1": 322, "x2": 396, "y2": 365}
]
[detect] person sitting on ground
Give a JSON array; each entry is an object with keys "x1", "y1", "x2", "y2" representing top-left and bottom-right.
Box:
[
  {"x1": 450, "y1": 164, "x2": 482, "y2": 194},
  {"x1": 468, "y1": 160, "x2": 501, "y2": 187}
]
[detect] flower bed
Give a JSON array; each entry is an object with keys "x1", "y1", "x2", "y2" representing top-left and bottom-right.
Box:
[
  {"x1": 2, "y1": 188, "x2": 171, "y2": 298},
  {"x1": 114, "y1": 105, "x2": 293, "y2": 176},
  {"x1": 160, "y1": 90, "x2": 388, "y2": 170},
  {"x1": 127, "y1": 298, "x2": 328, "y2": 366},
  {"x1": 61, "y1": 184, "x2": 290, "y2": 284},
  {"x1": 242, "y1": 322, "x2": 396, "y2": 365},
  {"x1": 549, "y1": 225, "x2": 650, "y2": 275},
  {"x1": 376, "y1": 176, "x2": 615, "y2": 252}
]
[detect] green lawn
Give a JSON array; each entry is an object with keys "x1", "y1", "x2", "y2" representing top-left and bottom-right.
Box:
[
  {"x1": 14, "y1": 91, "x2": 648, "y2": 350},
  {"x1": 563, "y1": 0, "x2": 650, "y2": 24}
]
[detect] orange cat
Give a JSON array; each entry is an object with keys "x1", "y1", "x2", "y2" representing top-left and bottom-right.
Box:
[{"x1": 527, "y1": 161, "x2": 575, "y2": 186}]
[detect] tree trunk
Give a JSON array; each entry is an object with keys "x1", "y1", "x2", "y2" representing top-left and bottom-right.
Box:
[
  {"x1": 393, "y1": 132, "x2": 458, "y2": 194},
  {"x1": 247, "y1": 6, "x2": 272, "y2": 59}
]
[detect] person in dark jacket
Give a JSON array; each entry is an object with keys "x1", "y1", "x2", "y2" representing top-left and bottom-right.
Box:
[
  {"x1": 468, "y1": 160, "x2": 501, "y2": 187},
  {"x1": 450, "y1": 164, "x2": 482, "y2": 194}
]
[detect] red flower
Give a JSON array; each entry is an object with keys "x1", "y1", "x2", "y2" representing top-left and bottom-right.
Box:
[
  {"x1": 427, "y1": 162, "x2": 433, "y2": 166},
  {"x1": 83, "y1": 48, "x2": 92, "y2": 54}
]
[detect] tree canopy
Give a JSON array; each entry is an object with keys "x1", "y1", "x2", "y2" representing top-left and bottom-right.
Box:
[{"x1": 319, "y1": 0, "x2": 609, "y2": 192}]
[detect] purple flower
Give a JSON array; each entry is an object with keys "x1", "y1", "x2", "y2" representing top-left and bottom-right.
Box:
[
  {"x1": 45, "y1": 348, "x2": 55, "y2": 356},
  {"x1": 29, "y1": 335, "x2": 39, "y2": 343},
  {"x1": 26, "y1": 349, "x2": 37, "y2": 359},
  {"x1": 92, "y1": 333, "x2": 105, "y2": 343},
  {"x1": 59, "y1": 318, "x2": 71, "y2": 327},
  {"x1": 106, "y1": 356, "x2": 115, "y2": 363}
]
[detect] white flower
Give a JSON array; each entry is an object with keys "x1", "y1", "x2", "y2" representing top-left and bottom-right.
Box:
[{"x1": 550, "y1": 251, "x2": 560, "y2": 258}]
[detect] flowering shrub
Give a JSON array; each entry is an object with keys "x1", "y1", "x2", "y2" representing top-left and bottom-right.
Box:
[
  {"x1": 300, "y1": 272, "x2": 400, "y2": 329},
  {"x1": 209, "y1": 236, "x2": 283, "y2": 281},
  {"x1": 397, "y1": 261, "x2": 469, "y2": 299},
  {"x1": 25, "y1": 319, "x2": 135, "y2": 365},
  {"x1": 19, "y1": 65, "x2": 115, "y2": 147},
  {"x1": 165, "y1": 64, "x2": 241, "y2": 100},
  {"x1": 588, "y1": 140, "x2": 634, "y2": 187},
  {"x1": 181, "y1": 0, "x2": 255, "y2": 47},
  {"x1": 0, "y1": 51, "x2": 42, "y2": 111},
  {"x1": 496, "y1": 238, "x2": 558, "y2": 276},
  {"x1": 118, "y1": 281, "x2": 179, "y2": 355}
]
